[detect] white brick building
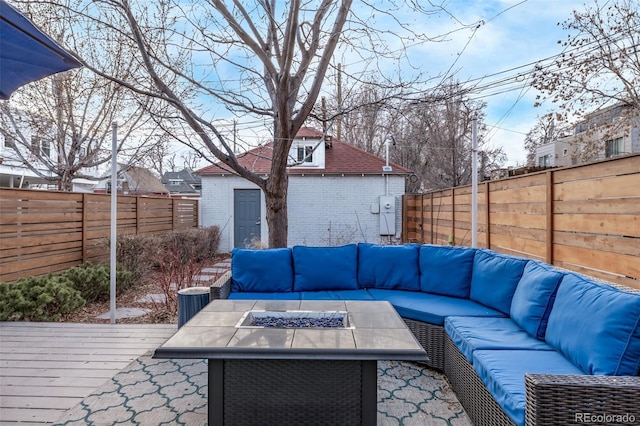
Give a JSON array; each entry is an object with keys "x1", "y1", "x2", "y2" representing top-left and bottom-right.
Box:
[{"x1": 197, "y1": 127, "x2": 411, "y2": 252}]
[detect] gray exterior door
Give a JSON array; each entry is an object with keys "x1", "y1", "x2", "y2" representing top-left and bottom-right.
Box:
[{"x1": 234, "y1": 189, "x2": 261, "y2": 248}]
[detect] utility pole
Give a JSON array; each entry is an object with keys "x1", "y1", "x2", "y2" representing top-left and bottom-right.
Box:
[
  {"x1": 54, "y1": 71, "x2": 64, "y2": 190},
  {"x1": 336, "y1": 63, "x2": 342, "y2": 140},
  {"x1": 471, "y1": 114, "x2": 478, "y2": 248},
  {"x1": 233, "y1": 120, "x2": 237, "y2": 153},
  {"x1": 321, "y1": 97, "x2": 327, "y2": 134}
]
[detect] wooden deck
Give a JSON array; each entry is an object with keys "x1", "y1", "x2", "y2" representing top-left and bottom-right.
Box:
[{"x1": 0, "y1": 322, "x2": 177, "y2": 425}]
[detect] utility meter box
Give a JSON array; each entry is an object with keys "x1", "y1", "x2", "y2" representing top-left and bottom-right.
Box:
[{"x1": 379, "y1": 195, "x2": 396, "y2": 235}]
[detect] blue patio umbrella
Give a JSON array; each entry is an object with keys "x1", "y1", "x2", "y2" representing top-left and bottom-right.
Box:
[{"x1": 0, "y1": 0, "x2": 82, "y2": 100}]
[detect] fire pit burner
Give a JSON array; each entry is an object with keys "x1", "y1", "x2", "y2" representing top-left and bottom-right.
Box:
[{"x1": 236, "y1": 310, "x2": 351, "y2": 329}]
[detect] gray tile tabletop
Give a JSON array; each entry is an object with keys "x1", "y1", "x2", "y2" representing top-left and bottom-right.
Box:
[{"x1": 155, "y1": 299, "x2": 428, "y2": 362}]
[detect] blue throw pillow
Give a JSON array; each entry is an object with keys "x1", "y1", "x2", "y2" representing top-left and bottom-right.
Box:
[
  {"x1": 293, "y1": 245, "x2": 358, "y2": 291},
  {"x1": 419, "y1": 245, "x2": 476, "y2": 298},
  {"x1": 231, "y1": 248, "x2": 294, "y2": 292},
  {"x1": 545, "y1": 274, "x2": 640, "y2": 376},
  {"x1": 357, "y1": 243, "x2": 420, "y2": 290},
  {"x1": 469, "y1": 250, "x2": 528, "y2": 314},
  {"x1": 510, "y1": 261, "x2": 563, "y2": 340}
]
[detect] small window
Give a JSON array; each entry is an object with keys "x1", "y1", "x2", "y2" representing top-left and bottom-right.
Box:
[
  {"x1": 297, "y1": 145, "x2": 314, "y2": 163},
  {"x1": 3, "y1": 135, "x2": 15, "y2": 148},
  {"x1": 41, "y1": 140, "x2": 51, "y2": 157},
  {"x1": 605, "y1": 137, "x2": 623, "y2": 158},
  {"x1": 537, "y1": 154, "x2": 551, "y2": 167},
  {"x1": 31, "y1": 136, "x2": 40, "y2": 153},
  {"x1": 563, "y1": 149, "x2": 568, "y2": 156}
]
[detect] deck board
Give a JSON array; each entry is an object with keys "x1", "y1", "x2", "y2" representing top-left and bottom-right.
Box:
[{"x1": 0, "y1": 322, "x2": 176, "y2": 425}]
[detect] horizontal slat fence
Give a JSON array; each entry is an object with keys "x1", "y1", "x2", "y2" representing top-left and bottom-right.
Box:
[
  {"x1": 0, "y1": 189, "x2": 198, "y2": 282},
  {"x1": 403, "y1": 154, "x2": 640, "y2": 289}
]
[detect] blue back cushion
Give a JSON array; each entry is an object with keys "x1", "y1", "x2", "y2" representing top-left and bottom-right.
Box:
[
  {"x1": 231, "y1": 248, "x2": 294, "y2": 292},
  {"x1": 357, "y1": 243, "x2": 420, "y2": 290},
  {"x1": 419, "y1": 245, "x2": 476, "y2": 298},
  {"x1": 292, "y1": 245, "x2": 359, "y2": 291},
  {"x1": 545, "y1": 274, "x2": 640, "y2": 376},
  {"x1": 469, "y1": 250, "x2": 528, "y2": 314},
  {"x1": 510, "y1": 261, "x2": 563, "y2": 340}
]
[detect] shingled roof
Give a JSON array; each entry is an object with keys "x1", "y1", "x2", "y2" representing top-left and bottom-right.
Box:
[{"x1": 197, "y1": 127, "x2": 412, "y2": 176}]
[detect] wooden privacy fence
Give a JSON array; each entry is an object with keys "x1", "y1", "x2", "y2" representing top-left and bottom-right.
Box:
[
  {"x1": 0, "y1": 189, "x2": 198, "y2": 282},
  {"x1": 402, "y1": 154, "x2": 640, "y2": 289}
]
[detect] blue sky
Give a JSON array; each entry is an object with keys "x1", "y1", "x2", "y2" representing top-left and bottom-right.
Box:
[{"x1": 386, "y1": 0, "x2": 589, "y2": 166}]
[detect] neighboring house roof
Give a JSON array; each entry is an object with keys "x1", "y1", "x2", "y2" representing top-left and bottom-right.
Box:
[
  {"x1": 122, "y1": 165, "x2": 169, "y2": 194},
  {"x1": 97, "y1": 164, "x2": 169, "y2": 195},
  {"x1": 197, "y1": 127, "x2": 412, "y2": 176},
  {"x1": 161, "y1": 168, "x2": 201, "y2": 194},
  {"x1": 162, "y1": 168, "x2": 202, "y2": 185},
  {"x1": 164, "y1": 181, "x2": 199, "y2": 194}
]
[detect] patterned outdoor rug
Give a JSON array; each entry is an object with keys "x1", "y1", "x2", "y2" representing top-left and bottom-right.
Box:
[{"x1": 54, "y1": 356, "x2": 472, "y2": 425}]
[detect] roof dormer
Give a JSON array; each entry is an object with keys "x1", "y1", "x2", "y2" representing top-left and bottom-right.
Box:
[{"x1": 288, "y1": 129, "x2": 326, "y2": 169}]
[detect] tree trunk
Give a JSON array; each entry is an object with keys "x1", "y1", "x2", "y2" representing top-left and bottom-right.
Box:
[
  {"x1": 265, "y1": 174, "x2": 289, "y2": 248},
  {"x1": 265, "y1": 116, "x2": 294, "y2": 248}
]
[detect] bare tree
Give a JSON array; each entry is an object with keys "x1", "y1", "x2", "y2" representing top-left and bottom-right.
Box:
[
  {"x1": 412, "y1": 85, "x2": 505, "y2": 190},
  {"x1": 531, "y1": 0, "x2": 640, "y2": 116},
  {"x1": 1, "y1": 1, "x2": 167, "y2": 191},
  {"x1": 337, "y1": 80, "x2": 505, "y2": 192},
  {"x1": 28, "y1": 0, "x2": 447, "y2": 247},
  {"x1": 523, "y1": 113, "x2": 566, "y2": 166}
]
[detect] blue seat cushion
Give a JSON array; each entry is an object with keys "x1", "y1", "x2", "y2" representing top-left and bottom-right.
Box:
[
  {"x1": 545, "y1": 273, "x2": 640, "y2": 376},
  {"x1": 445, "y1": 316, "x2": 554, "y2": 363},
  {"x1": 473, "y1": 350, "x2": 586, "y2": 426},
  {"x1": 470, "y1": 250, "x2": 528, "y2": 315},
  {"x1": 419, "y1": 245, "x2": 476, "y2": 298},
  {"x1": 292, "y1": 245, "x2": 359, "y2": 291},
  {"x1": 357, "y1": 243, "x2": 420, "y2": 291},
  {"x1": 510, "y1": 261, "x2": 563, "y2": 340},
  {"x1": 228, "y1": 291, "x2": 300, "y2": 300},
  {"x1": 368, "y1": 289, "x2": 505, "y2": 326},
  {"x1": 231, "y1": 248, "x2": 294, "y2": 292},
  {"x1": 299, "y1": 290, "x2": 375, "y2": 300}
]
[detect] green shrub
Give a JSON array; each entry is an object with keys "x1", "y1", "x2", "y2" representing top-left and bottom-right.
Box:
[
  {"x1": 0, "y1": 276, "x2": 85, "y2": 321},
  {"x1": 60, "y1": 262, "x2": 134, "y2": 304}
]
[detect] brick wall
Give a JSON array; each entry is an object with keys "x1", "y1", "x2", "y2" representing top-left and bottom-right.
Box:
[{"x1": 200, "y1": 174, "x2": 406, "y2": 252}]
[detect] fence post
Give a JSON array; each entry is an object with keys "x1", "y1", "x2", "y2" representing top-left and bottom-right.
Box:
[
  {"x1": 451, "y1": 188, "x2": 456, "y2": 245},
  {"x1": 136, "y1": 196, "x2": 141, "y2": 234},
  {"x1": 429, "y1": 192, "x2": 434, "y2": 244},
  {"x1": 172, "y1": 198, "x2": 177, "y2": 230},
  {"x1": 485, "y1": 182, "x2": 491, "y2": 249},
  {"x1": 194, "y1": 199, "x2": 199, "y2": 228},
  {"x1": 82, "y1": 193, "x2": 88, "y2": 263},
  {"x1": 546, "y1": 171, "x2": 554, "y2": 265}
]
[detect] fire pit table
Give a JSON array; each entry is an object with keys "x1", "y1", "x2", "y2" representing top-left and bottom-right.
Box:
[{"x1": 154, "y1": 299, "x2": 428, "y2": 426}]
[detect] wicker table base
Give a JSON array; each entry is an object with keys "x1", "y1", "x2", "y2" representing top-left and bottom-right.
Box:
[
  {"x1": 209, "y1": 359, "x2": 377, "y2": 425},
  {"x1": 155, "y1": 300, "x2": 427, "y2": 426}
]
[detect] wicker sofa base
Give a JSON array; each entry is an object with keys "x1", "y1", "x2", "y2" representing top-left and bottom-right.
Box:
[
  {"x1": 444, "y1": 334, "x2": 515, "y2": 426},
  {"x1": 403, "y1": 318, "x2": 445, "y2": 371},
  {"x1": 445, "y1": 334, "x2": 640, "y2": 426}
]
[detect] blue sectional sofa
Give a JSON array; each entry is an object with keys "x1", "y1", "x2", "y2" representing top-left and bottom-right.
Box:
[{"x1": 209, "y1": 243, "x2": 640, "y2": 426}]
